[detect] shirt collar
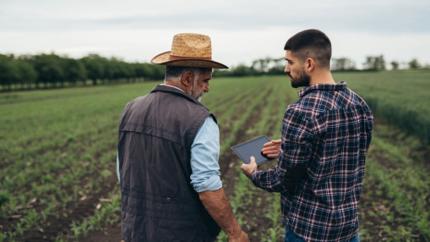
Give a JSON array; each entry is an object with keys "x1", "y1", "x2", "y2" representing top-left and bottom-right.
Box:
[
  {"x1": 160, "y1": 83, "x2": 185, "y2": 93},
  {"x1": 299, "y1": 81, "x2": 347, "y2": 98}
]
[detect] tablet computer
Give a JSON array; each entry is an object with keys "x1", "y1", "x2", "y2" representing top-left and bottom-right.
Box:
[{"x1": 231, "y1": 135, "x2": 271, "y2": 164}]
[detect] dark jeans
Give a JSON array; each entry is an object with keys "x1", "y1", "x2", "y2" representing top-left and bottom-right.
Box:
[{"x1": 284, "y1": 228, "x2": 360, "y2": 242}]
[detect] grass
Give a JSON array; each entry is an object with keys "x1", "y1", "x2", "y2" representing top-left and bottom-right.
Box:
[
  {"x1": 0, "y1": 70, "x2": 429, "y2": 241},
  {"x1": 335, "y1": 70, "x2": 430, "y2": 144}
]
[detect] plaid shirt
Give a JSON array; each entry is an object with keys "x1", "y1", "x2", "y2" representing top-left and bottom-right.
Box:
[{"x1": 252, "y1": 82, "x2": 373, "y2": 241}]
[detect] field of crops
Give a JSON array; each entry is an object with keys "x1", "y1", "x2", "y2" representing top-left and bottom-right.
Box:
[{"x1": 1, "y1": 70, "x2": 429, "y2": 241}]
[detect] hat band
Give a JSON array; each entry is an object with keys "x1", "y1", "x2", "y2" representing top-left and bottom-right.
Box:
[{"x1": 169, "y1": 54, "x2": 212, "y2": 61}]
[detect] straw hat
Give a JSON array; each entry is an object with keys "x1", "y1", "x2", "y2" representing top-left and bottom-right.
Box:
[{"x1": 151, "y1": 33, "x2": 228, "y2": 69}]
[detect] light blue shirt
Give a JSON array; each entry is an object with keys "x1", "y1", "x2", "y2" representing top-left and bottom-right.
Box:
[
  {"x1": 116, "y1": 116, "x2": 222, "y2": 193},
  {"x1": 189, "y1": 116, "x2": 222, "y2": 192}
]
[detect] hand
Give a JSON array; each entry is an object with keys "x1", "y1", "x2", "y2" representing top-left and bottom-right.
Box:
[
  {"x1": 228, "y1": 230, "x2": 249, "y2": 242},
  {"x1": 241, "y1": 156, "x2": 257, "y2": 178},
  {"x1": 261, "y1": 139, "x2": 281, "y2": 159},
  {"x1": 198, "y1": 189, "x2": 245, "y2": 242}
]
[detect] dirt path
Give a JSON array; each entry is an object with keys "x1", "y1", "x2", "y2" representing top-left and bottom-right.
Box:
[
  {"x1": 230, "y1": 94, "x2": 287, "y2": 241},
  {"x1": 80, "y1": 224, "x2": 121, "y2": 242},
  {"x1": 16, "y1": 174, "x2": 118, "y2": 242}
]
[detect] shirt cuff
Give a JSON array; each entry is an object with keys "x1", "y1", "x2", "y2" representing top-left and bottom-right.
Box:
[
  {"x1": 251, "y1": 170, "x2": 262, "y2": 187},
  {"x1": 191, "y1": 174, "x2": 223, "y2": 193}
]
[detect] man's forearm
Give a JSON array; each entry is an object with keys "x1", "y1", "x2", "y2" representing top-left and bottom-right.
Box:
[
  {"x1": 252, "y1": 165, "x2": 306, "y2": 193},
  {"x1": 241, "y1": 156, "x2": 284, "y2": 192},
  {"x1": 251, "y1": 169, "x2": 285, "y2": 192},
  {"x1": 198, "y1": 188, "x2": 241, "y2": 237}
]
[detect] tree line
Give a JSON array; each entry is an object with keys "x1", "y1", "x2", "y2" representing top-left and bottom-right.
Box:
[
  {"x1": 1, "y1": 53, "x2": 428, "y2": 91},
  {"x1": 214, "y1": 55, "x2": 429, "y2": 77},
  {"x1": 0, "y1": 53, "x2": 164, "y2": 91}
]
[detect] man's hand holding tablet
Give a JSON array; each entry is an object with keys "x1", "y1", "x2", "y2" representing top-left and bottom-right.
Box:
[
  {"x1": 231, "y1": 136, "x2": 281, "y2": 177},
  {"x1": 261, "y1": 139, "x2": 281, "y2": 159}
]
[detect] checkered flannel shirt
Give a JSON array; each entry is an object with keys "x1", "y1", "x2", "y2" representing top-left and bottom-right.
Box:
[{"x1": 252, "y1": 82, "x2": 373, "y2": 241}]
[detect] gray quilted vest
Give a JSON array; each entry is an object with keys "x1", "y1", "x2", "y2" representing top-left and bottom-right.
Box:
[{"x1": 118, "y1": 84, "x2": 220, "y2": 242}]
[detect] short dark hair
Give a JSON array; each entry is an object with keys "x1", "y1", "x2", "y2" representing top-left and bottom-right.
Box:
[
  {"x1": 165, "y1": 66, "x2": 210, "y2": 79},
  {"x1": 284, "y1": 29, "x2": 332, "y2": 68}
]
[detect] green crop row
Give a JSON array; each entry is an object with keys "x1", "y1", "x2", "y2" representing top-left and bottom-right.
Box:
[
  {"x1": 216, "y1": 79, "x2": 289, "y2": 241},
  {"x1": 358, "y1": 123, "x2": 430, "y2": 241},
  {"x1": 336, "y1": 70, "x2": 430, "y2": 144},
  {"x1": 0, "y1": 83, "x2": 158, "y2": 241},
  {"x1": 0, "y1": 77, "x2": 272, "y2": 240},
  {"x1": 1, "y1": 72, "x2": 429, "y2": 241}
]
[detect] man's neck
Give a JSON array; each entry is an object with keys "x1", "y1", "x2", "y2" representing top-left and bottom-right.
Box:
[{"x1": 309, "y1": 70, "x2": 336, "y2": 86}]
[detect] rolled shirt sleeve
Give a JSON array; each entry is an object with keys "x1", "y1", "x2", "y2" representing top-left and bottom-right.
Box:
[{"x1": 190, "y1": 116, "x2": 223, "y2": 193}]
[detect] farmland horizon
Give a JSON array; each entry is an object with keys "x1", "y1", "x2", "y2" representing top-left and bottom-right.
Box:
[{"x1": 1, "y1": 51, "x2": 426, "y2": 71}]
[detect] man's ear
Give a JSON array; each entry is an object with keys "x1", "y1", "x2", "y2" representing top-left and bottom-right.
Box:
[
  {"x1": 305, "y1": 58, "x2": 316, "y2": 73},
  {"x1": 180, "y1": 71, "x2": 194, "y2": 87}
]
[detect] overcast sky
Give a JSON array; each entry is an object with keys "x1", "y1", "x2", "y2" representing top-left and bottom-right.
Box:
[{"x1": 1, "y1": 0, "x2": 429, "y2": 68}]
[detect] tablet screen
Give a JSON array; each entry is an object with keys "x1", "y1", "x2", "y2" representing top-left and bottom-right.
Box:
[{"x1": 231, "y1": 135, "x2": 271, "y2": 164}]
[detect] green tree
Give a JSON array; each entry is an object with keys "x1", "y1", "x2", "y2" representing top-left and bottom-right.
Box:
[
  {"x1": 81, "y1": 54, "x2": 106, "y2": 85},
  {"x1": 332, "y1": 57, "x2": 356, "y2": 71},
  {"x1": 231, "y1": 64, "x2": 256, "y2": 76},
  {"x1": 29, "y1": 54, "x2": 65, "y2": 88},
  {"x1": 63, "y1": 58, "x2": 87, "y2": 85},
  {"x1": 408, "y1": 58, "x2": 421, "y2": 69},
  {"x1": 142, "y1": 63, "x2": 163, "y2": 80},
  {"x1": 363, "y1": 55, "x2": 386, "y2": 71},
  {"x1": 0, "y1": 54, "x2": 19, "y2": 91},
  {"x1": 16, "y1": 59, "x2": 37, "y2": 89},
  {"x1": 390, "y1": 61, "x2": 399, "y2": 70}
]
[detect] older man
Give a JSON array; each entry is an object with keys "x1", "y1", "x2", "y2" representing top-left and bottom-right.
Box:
[
  {"x1": 241, "y1": 29, "x2": 373, "y2": 241},
  {"x1": 117, "y1": 33, "x2": 248, "y2": 242}
]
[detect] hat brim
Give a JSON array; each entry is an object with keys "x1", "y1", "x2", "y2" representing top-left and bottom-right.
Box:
[{"x1": 151, "y1": 51, "x2": 228, "y2": 69}]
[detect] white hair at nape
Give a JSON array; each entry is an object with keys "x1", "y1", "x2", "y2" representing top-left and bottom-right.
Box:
[{"x1": 165, "y1": 66, "x2": 210, "y2": 80}]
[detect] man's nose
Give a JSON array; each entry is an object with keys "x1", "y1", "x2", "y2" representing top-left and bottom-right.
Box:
[{"x1": 284, "y1": 65, "x2": 289, "y2": 73}]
